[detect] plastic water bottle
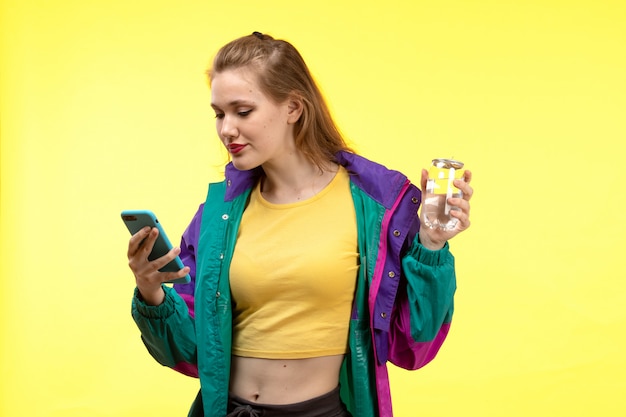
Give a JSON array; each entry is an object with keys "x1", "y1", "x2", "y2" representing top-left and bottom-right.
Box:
[{"x1": 423, "y1": 158, "x2": 464, "y2": 230}]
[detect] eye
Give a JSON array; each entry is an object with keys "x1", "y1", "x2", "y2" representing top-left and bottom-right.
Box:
[
  {"x1": 238, "y1": 109, "x2": 252, "y2": 117},
  {"x1": 214, "y1": 113, "x2": 224, "y2": 119}
]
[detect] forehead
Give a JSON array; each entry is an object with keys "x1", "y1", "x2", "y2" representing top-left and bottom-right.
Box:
[{"x1": 210, "y1": 68, "x2": 265, "y2": 107}]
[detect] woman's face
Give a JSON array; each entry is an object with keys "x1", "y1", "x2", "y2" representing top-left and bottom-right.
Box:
[{"x1": 210, "y1": 67, "x2": 298, "y2": 171}]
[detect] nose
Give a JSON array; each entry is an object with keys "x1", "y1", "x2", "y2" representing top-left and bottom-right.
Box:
[{"x1": 219, "y1": 114, "x2": 238, "y2": 141}]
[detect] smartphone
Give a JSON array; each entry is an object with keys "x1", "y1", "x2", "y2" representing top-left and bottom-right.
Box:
[{"x1": 121, "y1": 209, "x2": 191, "y2": 284}]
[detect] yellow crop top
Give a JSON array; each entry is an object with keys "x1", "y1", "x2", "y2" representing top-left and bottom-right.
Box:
[{"x1": 229, "y1": 166, "x2": 358, "y2": 359}]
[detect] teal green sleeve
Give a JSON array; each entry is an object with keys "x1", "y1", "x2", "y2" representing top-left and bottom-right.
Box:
[
  {"x1": 388, "y1": 236, "x2": 456, "y2": 370},
  {"x1": 131, "y1": 285, "x2": 198, "y2": 374},
  {"x1": 402, "y1": 237, "x2": 456, "y2": 340}
]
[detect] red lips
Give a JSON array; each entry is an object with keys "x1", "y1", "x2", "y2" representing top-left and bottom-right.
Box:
[{"x1": 227, "y1": 143, "x2": 247, "y2": 154}]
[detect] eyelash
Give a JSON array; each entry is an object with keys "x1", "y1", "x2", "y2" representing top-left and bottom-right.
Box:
[{"x1": 214, "y1": 110, "x2": 252, "y2": 119}]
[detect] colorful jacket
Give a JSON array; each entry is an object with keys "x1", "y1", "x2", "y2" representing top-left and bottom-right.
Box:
[{"x1": 132, "y1": 151, "x2": 457, "y2": 417}]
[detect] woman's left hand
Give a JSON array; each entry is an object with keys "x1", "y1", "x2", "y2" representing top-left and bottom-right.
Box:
[{"x1": 418, "y1": 169, "x2": 473, "y2": 250}]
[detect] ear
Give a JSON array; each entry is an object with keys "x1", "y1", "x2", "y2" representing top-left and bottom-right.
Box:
[{"x1": 286, "y1": 95, "x2": 304, "y2": 124}]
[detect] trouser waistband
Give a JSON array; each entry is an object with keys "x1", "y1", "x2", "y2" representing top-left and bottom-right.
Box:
[{"x1": 226, "y1": 386, "x2": 351, "y2": 417}]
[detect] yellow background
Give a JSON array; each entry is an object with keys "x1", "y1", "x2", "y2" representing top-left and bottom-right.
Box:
[{"x1": 1, "y1": 0, "x2": 625, "y2": 416}]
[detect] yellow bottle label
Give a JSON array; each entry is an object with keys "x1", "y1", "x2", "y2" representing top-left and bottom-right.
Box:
[{"x1": 428, "y1": 166, "x2": 464, "y2": 195}]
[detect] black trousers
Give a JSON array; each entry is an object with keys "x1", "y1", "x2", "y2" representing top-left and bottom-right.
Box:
[{"x1": 225, "y1": 386, "x2": 352, "y2": 417}]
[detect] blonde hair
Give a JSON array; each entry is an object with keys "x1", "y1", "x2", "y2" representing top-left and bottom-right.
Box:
[{"x1": 208, "y1": 32, "x2": 353, "y2": 169}]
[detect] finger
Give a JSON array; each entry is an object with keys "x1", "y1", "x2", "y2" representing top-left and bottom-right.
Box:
[
  {"x1": 447, "y1": 203, "x2": 470, "y2": 229},
  {"x1": 462, "y1": 170, "x2": 472, "y2": 184},
  {"x1": 448, "y1": 197, "x2": 470, "y2": 212},
  {"x1": 148, "y1": 246, "x2": 183, "y2": 273},
  {"x1": 454, "y1": 179, "x2": 473, "y2": 200},
  {"x1": 127, "y1": 226, "x2": 152, "y2": 258},
  {"x1": 160, "y1": 266, "x2": 191, "y2": 283},
  {"x1": 449, "y1": 207, "x2": 471, "y2": 230},
  {"x1": 131, "y1": 246, "x2": 184, "y2": 284},
  {"x1": 420, "y1": 168, "x2": 428, "y2": 191},
  {"x1": 137, "y1": 227, "x2": 160, "y2": 259}
]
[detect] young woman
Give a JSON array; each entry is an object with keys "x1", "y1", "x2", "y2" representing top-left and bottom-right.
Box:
[{"x1": 127, "y1": 32, "x2": 473, "y2": 417}]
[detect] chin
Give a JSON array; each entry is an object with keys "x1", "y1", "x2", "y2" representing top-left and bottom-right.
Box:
[{"x1": 231, "y1": 158, "x2": 261, "y2": 172}]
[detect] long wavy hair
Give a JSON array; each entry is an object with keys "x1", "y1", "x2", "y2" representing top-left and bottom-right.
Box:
[{"x1": 207, "y1": 32, "x2": 353, "y2": 169}]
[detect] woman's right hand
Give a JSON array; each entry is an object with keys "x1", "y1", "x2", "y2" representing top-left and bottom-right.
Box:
[{"x1": 127, "y1": 226, "x2": 190, "y2": 306}]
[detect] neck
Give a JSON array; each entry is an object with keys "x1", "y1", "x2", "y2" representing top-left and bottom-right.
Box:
[{"x1": 260, "y1": 154, "x2": 338, "y2": 204}]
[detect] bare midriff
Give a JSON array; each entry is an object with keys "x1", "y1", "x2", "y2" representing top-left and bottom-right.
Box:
[{"x1": 229, "y1": 354, "x2": 345, "y2": 404}]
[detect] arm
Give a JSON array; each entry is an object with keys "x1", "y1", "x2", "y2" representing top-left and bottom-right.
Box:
[
  {"x1": 386, "y1": 169, "x2": 473, "y2": 368},
  {"x1": 132, "y1": 285, "x2": 198, "y2": 376},
  {"x1": 387, "y1": 238, "x2": 456, "y2": 370},
  {"x1": 129, "y1": 205, "x2": 204, "y2": 377}
]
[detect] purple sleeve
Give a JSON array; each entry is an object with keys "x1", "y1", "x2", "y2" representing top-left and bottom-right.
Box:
[{"x1": 173, "y1": 204, "x2": 204, "y2": 318}]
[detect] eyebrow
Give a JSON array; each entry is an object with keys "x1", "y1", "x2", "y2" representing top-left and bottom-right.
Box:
[{"x1": 211, "y1": 99, "x2": 255, "y2": 109}]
